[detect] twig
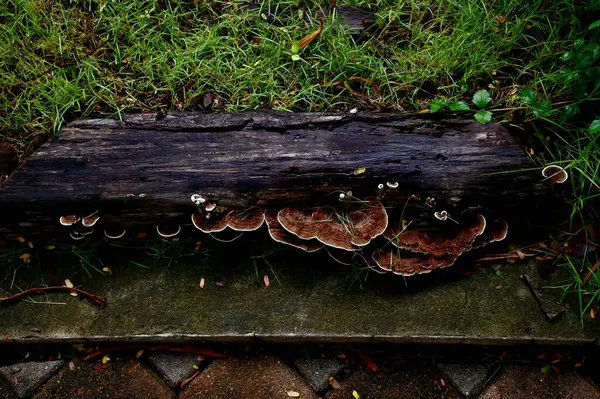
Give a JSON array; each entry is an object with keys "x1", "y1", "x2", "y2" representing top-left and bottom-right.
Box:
[
  {"x1": 0, "y1": 286, "x2": 106, "y2": 307},
  {"x1": 181, "y1": 370, "x2": 201, "y2": 388},
  {"x1": 582, "y1": 259, "x2": 600, "y2": 288}
]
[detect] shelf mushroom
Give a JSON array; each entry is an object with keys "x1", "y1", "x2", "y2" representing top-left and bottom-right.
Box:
[
  {"x1": 264, "y1": 210, "x2": 323, "y2": 252},
  {"x1": 542, "y1": 165, "x2": 568, "y2": 184}
]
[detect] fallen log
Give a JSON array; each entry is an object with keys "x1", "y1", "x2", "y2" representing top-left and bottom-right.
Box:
[{"x1": 0, "y1": 112, "x2": 562, "y2": 237}]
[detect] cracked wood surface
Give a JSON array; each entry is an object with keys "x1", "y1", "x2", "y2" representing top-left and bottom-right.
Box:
[{"x1": 0, "y1": 112, "x2": 556, "y2": 234}]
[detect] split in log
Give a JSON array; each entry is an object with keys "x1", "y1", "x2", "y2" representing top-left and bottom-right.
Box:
[{"x1": 0, "y1": 112, "x2": 564, "y2": 239}]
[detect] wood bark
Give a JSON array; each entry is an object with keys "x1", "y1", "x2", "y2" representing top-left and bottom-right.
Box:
[{"x1": 0, "y1": 112, "x2": 560, "y2": 235}]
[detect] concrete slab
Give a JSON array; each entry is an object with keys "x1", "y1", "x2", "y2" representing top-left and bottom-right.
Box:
[
  {"x1": 438, "y1": 363, "x2": 494, "y2": 398},
  {"x1": 293, "y1": 358, "x2": 346, "y2": 392},
  {"x1": 147, "y1": 352, "x2": 202, "y2": 388},
  {"x1": 0, "y1": 249, "x2": 598, "y2": 345}
]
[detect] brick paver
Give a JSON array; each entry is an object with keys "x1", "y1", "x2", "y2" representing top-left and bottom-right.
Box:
[
  {"x1": 32, "y1": 358, "x2": 172, "y2": 399},
  {"x1": 180, "y1": 356, "x2": 318, "y2": 399},
  {"x1": 478, "y1": 365, "x2": 600, "y2": 399}
]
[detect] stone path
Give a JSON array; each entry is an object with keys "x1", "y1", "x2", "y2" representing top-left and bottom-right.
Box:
[{"x1": 0, "y1": 350, "x2": 598, "y2": 398}]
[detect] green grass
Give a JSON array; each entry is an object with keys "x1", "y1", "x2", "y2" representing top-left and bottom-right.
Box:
[{"x1": 1, "y1": 0, "x2": 599, "y2": 317}]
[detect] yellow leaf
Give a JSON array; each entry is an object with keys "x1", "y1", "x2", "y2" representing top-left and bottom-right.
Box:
[
  {"x1": 135, "y1": 349, "x2": 144, "y2": 358},
  {"x1": 506, "y1": 259, "x2": 516, "y2": 264},
  {"x1": 46, "y1": 245, "x2": 56, "y2": 250},
  {"x1": 102, "y1": 355, "x2": 110, "y2": 364},
  {"x1": 286, "y1": 392, "x2": 300, "y2": 398},
  {"x1": 402, "y1": 219, "x2": 408, "y2": 230},
  {"x1": 353, "y1": 390, "x2": 360, "y2": 399},
  {"x1": 193, "y1": 364, "x2": 199, "y2": 369},
  {"x1": 171, "y1": 237, "x2": 179, "y2": 242},
  {"x1": 27, "y1": 242, "x2": 34, "y2": 249},
  {"x1": 19, "y1": 253, "x2": 31, "y2": 260},
  {"x1": 353, "y1": 167, "x2": 366, "y2": 175},
  {"x1": 529, "y1": 148, "x2": 534, "y2": 155},
  {"x1": 298, "y1": 17, "x2": 323, "y2": 50},
  {"x1": 64, "y1": 279, "x2": 74, "y2": 288},
  {"x1": 16, "y1": 236, "x2": 25, "y2": 243},
  {"x1": 102, "y1": 266, "x2": 113, "y2": 276}
]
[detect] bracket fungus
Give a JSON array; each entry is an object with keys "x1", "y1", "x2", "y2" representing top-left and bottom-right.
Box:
[
  {"x1": 191, "y1": 211, "x2": 229, "y2": 233},
  {"x1": 104, "y1": 228, "x2": 126, "y2": 239},
  {"x1": 82, "y1": 215, "x2": 100, "y2": 228},
  {"x1": 473, "y1": 220, "x2": 508, "y2": 249},
  {"x1": 156, "y1": 224, "x2": 181, "y2": 238},
  {"x1": 277, "y1": 200, "x2": 387, "y2": 251},
  {"x1": 372, "y1": 249, "x2": 458, "y2": 276},
  {"x1": 542, "y1": 165, "x2": 568, "y2": 184},
  {"x1": 59, "y1": 215, "x2": 80, "y2": 226},
  {"x1": 226, "y1": 208, "x2": 265, "y2": 232},
  {"x1": 265, "y1": 210, "x2": 323, "y2": 252}
]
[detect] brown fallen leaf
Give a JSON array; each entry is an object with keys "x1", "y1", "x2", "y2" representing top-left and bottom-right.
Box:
[
  {"x1": 299, "y1": 17, "x2": 324, "y2": 50},
  {"x1": 358, "y1": 353, "x2": 378, "y2": 372},
  {"x1": 329, "y1": 376, "x2": 341, "y2": 389}
]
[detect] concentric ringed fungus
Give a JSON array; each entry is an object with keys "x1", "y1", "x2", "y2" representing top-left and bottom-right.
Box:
[
  {"x1": 191, "y1": 212, "x2": 228, "y2": 233},
  {"x1": 156, "y1": 224, "x2": 181, "y2": 238},
  {"x1": 59, "y1": 215, "x2": 80, "y2": 226},
  {"x1": 473, "y1": 220, "x2": 508, "y2": 249},
  {"x1": 542, "y1": 165, "x2": 568, "y2": 184},
  {"x1": 264, "y1": 210, "x2": 323, "y2": 253},
  {"x1": 372, "y1": 249, "x2": 458, "y2": 276},
  {"x1": 225, "y1": 208, "x2": 265, "y2": 232},
  {"x1": 82, "y1": 215, "x2": 100, "y2": 228},
  {"x1": 385, "y1": 214, "x2": 486, "y2": 258}
]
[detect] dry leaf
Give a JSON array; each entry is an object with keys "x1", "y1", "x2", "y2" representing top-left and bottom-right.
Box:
[
  {"x1": 353, "y1": 390, "x2": 360, "y2": 399},
  {"x1": 199, "y1": 278, "x2": 205, "y2": 289},
  {"x1": 64, "y1": 279, "x2": 74, "y2": 288},
  {"x1": 496, "y1": 15, "x2": 506, "y2": 24},
  {"x1": 299, "y1": 17, "x2": 324, "y2": 50},
  {"x1": 286, "y1": 391, "x2": 300, "y2": 397},
  {"x1": 193, "y1": 364, "x2": 199, "y2": 370},
  {"x1": 353, "y1": 167, "x2": 366, "y2": 175},
  {"x1": 102, "y1": 355, "x2": 110, "y2": 364},
  {"x1": 46, "y1": 245, "x2": 56, "y2": 250},
  {"x1": 263, "y1": 274, "x2": 270, "y2": 287},
  {"x1": 358, "y1": 353, "x2": 378, "y2": 372},
  {"x1": 16, "y1": 236, "x2": 25, "y2": 243},
  {"x1": 70, "y1": 292, "x2": 79, "y2": 297},
  {"x1": 27, "y1": 242, "x2": 33, "y2": 248},
  {"x1": 19, "y1": 253, "x2": 31, "y2": 261},
  {"x1": 329, "y1": 376, "x2": 341, "y2": 389},
  {"x1": 69, "y1": 361, "x2": 76, "y2": 371},
  {"x1": 135, "y1": 349, "x2": 145, "y2": 359},
  {"x1": 591, "y1": 308, "x2": 596, "y2": 319}
]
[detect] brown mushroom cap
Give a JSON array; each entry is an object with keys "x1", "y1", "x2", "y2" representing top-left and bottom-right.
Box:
[
  {"x1": 59, "y1": 215, "x2": 80, "y2": 226},
  {"x1": 473, "y1": 220, "x2": 508, "y2": 249},
  {"x1": 385, "y1": 214, "x2": 486, "y2": 257},
  {"x1": 542, "y1": 165, "x2": 568, "y2": 184},
  {"x1": 372, "y1": 249, "x2": 457, "y2": 276},
  {"x1": 277, "y1": 201, "x2": 386, "y2": 251},
  {"x1": 346, "y1": 199, "x2": 388, "y2": 246},
  {"x1": 265, "y1": 210, "x2": 323, "y2": 252},
  {"x1": 191, "y1": 212, "x2": 228, "y2": 233},
  {"x1": 225, "y1": 208, "x2": 265, "y2": 231},
  {"x1": 81, "y1": 215, "x2": 100, "y2": 228}
]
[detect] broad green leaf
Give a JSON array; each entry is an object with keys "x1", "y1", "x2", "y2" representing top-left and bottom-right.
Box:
[
  {"x1": 541, "y1": 365, "x2": 551, "y2": 373},
  {"x1": 589, "y1": 20, "x2": 600, "y2": 30},
  {"x1": 448, "y1": 101, "x2": 470, "y2": 111},
  {"x1": 519, "y1": 88, "x2": 537, "y2": 105},
  {"x1": 561, "y1": 104, "x2": 579, "y2": 122},
  {"x1": 474, "y1": 110, "x2": 492, "y2": 124},
  {"x1": 532, "y1": 100, "x2": 552, "y2": 117},
  {"x1": 472, "y1": 89, "x2": 491, "y2": 108},
  {"x1": 574, "y1": 38, "x2": 585, "y2": 51},
  {"x1": 291, "y1": 42, "x2": 300, "y2": 54},
  {"x1": 589, "y1": 119, "x2": 600, "y2": 135},
  {"x1": 560, "y1": 51, "x2": 572, "y2": 62},
  {"x1": 429, "y1": 99, "x2": 446, "y2": 112},
  {"x1": 291, "y1": 54, "x2": 301, "y2": 61}
]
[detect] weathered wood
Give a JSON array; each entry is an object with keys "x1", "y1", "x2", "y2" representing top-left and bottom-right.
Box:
[{"x1": 0, "y1": 112, "x2": 558, "y2": 235}]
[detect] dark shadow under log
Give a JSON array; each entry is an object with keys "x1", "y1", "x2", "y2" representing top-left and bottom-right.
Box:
[{"x1": 0, "y1": 112, "x2": 564, "y2": 236}]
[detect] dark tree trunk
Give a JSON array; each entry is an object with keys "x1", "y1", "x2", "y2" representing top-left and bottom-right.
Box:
[{"x1": 0, "y1": 112, "x2": 561, "y2": 236}]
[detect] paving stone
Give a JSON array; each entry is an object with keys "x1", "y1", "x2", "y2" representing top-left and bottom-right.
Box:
[
  {"x1": 438, "y1": 363, "x2": 494, "y2": 398},
  {"x1": 32, "y1": 358, "x2": 172, "y2": 399},
  {"x1": 294, "y1": 358, "x2": 346, "y2": 392},
  {"x1": 0, "y1": 374, "x2": 17, "y2": 399},
  {"x1": 478, "y1": 365, "x2": 600, "y2": 399},
  {"x1": 325, "y1": 361, "x2": 461, "y2": 399},
  {"x1": 0, "y1": 361, "x2": 63, "y2": 398},
  {"x1": 147, "y1": 352, "x2": 201, "y2": 388},
  {"x1": 180, "y1": 356, "x2": 318, "y2": 399}
]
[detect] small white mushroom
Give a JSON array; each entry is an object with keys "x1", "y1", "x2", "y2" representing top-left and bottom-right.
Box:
[
  {"x1": 425, "y1": 197, "x2": 436, "y2": 208},
  {"x1": 339, "y1": 193, "x2": 346, "y2": 200},
  {"x1": 386, "y1": 182, "x2": 399, "y2": 189},
  {"x1": 191, "y1": 194, "x2": 207, "y2": 205},
  {"x1": 434, "y1": 210, "x2": 449, "y2": 221},
  {"x1": 377, "y1": 183, "x2": 384, "y2": 190}
]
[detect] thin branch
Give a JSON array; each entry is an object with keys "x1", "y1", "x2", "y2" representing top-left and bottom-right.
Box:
[{"x1": 0, "y1": 286, "x2": 106, "y2": 307}]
